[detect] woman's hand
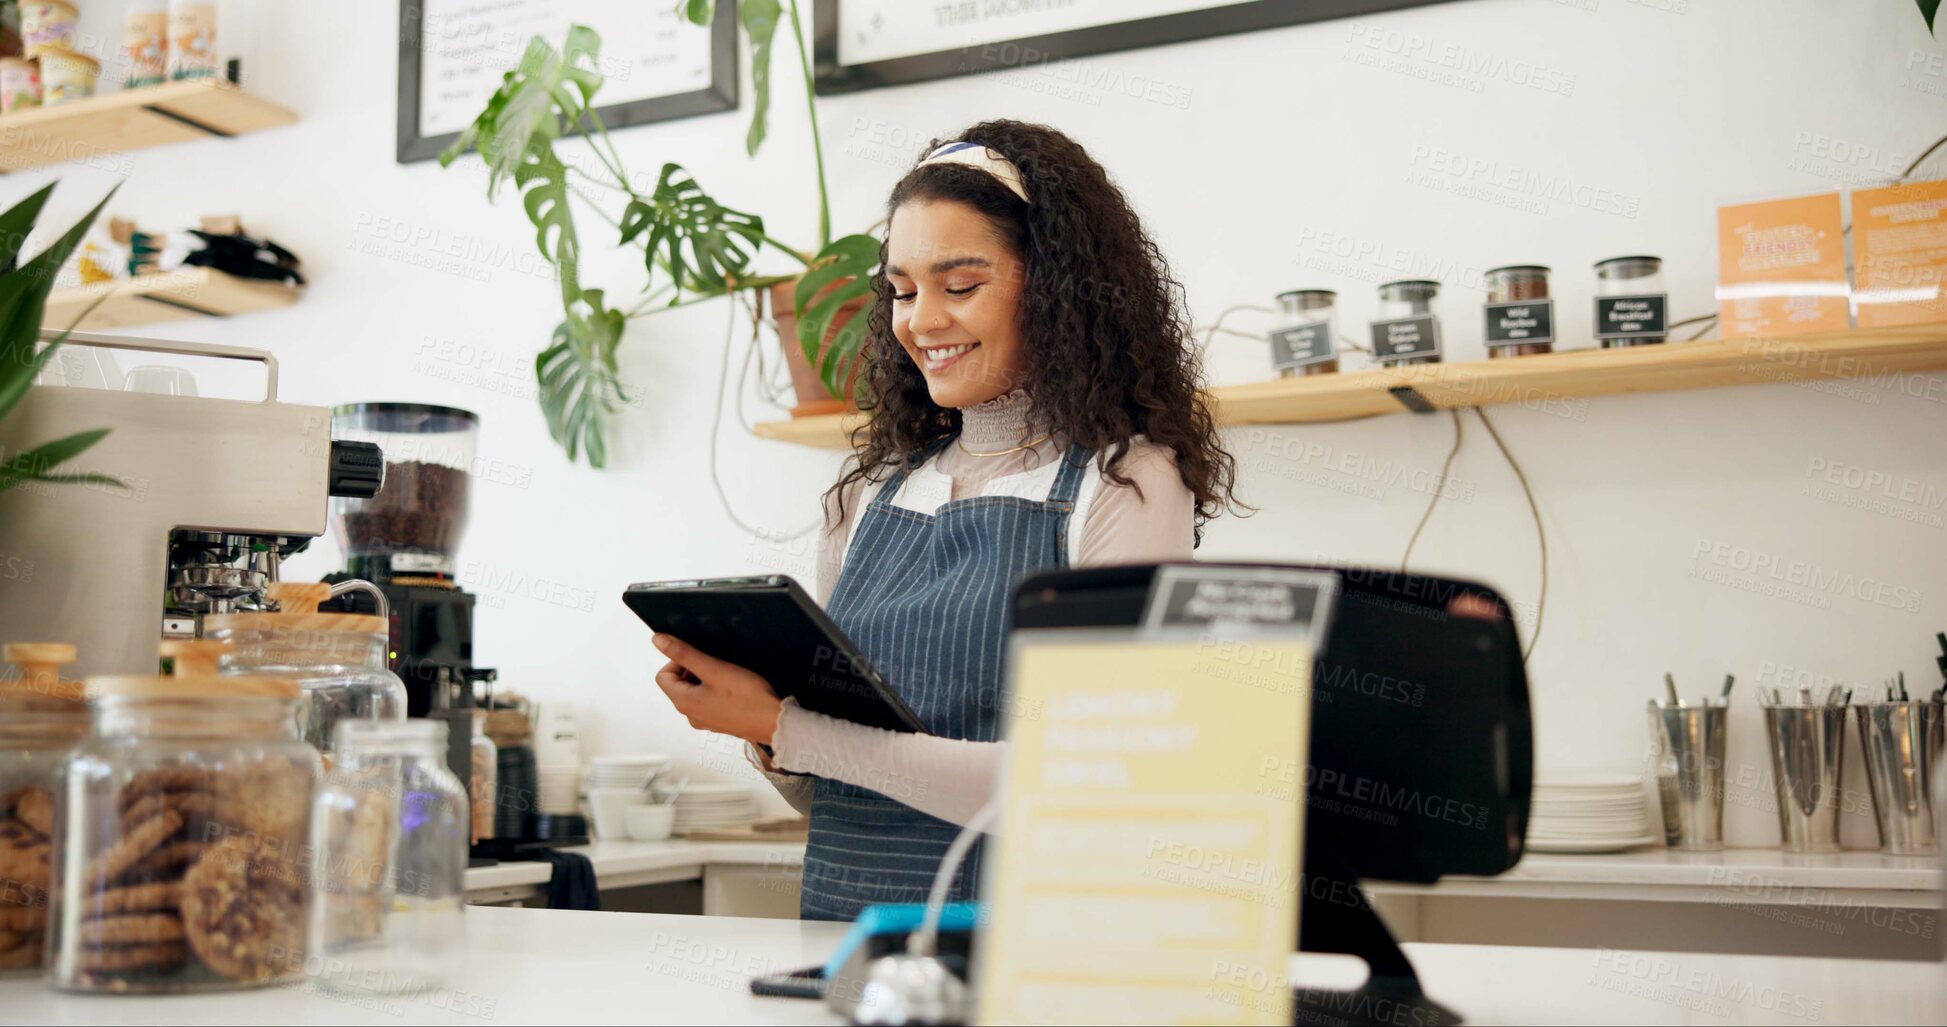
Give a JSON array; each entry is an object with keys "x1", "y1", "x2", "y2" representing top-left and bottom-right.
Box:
[{"x1": 652, "y1": 634, "x2": 784, "y2": 746}]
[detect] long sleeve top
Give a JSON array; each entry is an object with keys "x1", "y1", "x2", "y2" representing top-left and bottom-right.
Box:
[{"x1": 748, "y1": 390, "x2": 1194, "y2": 825}]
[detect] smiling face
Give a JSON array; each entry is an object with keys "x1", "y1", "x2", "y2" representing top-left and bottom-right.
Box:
[{"x1": 885, "y1": 199, "x2": 1030, "y2": 409}]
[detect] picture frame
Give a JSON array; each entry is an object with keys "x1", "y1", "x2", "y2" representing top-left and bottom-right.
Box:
[
  {"x1": 813, "y1": 0, "x2": 1463, "y2": 95},
  {"x1": 397, "y1": 0, "x2": 740, "y2": 164}
]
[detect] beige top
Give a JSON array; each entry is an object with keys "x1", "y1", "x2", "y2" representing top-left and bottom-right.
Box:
[{"x1": 753, "y1": 390, "x2": 1195, "y2": 825}]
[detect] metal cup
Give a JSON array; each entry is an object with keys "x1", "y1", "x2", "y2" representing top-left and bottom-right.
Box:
[
  {"x1": 1761, "y1": 703, "x2": 1849, "y2": 853},
  {"x1": 1856, "y1": 700, "x2": 1945, "y2": 856},
  {"x1": 1646, "y1": 702, "x2": 1728, "y2": 851}
]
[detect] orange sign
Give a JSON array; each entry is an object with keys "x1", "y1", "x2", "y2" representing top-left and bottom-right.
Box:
[
  {"x1": 1852, "y1": 178, "x2": 1947, "y2": 329},
  {"x1": 1716, "y1": 192, "x2": 1850, "y2": 338}
]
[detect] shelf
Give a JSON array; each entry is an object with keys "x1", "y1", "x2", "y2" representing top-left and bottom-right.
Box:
[
  {"x1": 750, "y1": 324, "x2": 1947, "y2": 449},
  {"x1": 1365, "y1": 848, "x2": 1945, "y2": 906},
  {"x1": 0, "y1": 79, "x2": 296, "y2": 173},
  {"x1": 44, "y1": 267, "x2": 301, "y2": 330}
]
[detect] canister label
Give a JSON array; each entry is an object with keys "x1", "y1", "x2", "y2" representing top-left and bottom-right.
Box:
[
  {"x1": 1594, "y1": 294, "x2": 1668, "y2": 339},
  {"x1": 1269, "y1": 319, "x2": 1335, "y2": 370},
  {"x1": 1369, "y1": 315, "x2": 1441, "y2": 362},
  {"x1": 1484, "y1": 299, "x2": 1555, "y2": 347}
]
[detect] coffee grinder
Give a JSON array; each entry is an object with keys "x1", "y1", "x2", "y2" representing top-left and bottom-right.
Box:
[{"x1": 321, "y1": 403, "x2": 493, "y2": 785}]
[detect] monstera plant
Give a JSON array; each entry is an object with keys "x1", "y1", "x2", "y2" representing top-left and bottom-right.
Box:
[
  {"x1": 0, "y1": 183, "x2": 119, "y2": 492},
  {"x1": 441, "y1": 2, "x2": 877, "y2": 467}
]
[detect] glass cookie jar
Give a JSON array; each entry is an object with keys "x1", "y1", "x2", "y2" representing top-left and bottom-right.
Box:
[
  {"x1": 0, "y1": 643, "x2": 89, "y2": 973},
  {"x1": 310, "y1": 719, "x2": 469, "y2": 996},
  {"x1": 48, "y1": 639, "x2": 320, "y2": 993},
  {"x1": 205, "y1": 580, "x2": 406, "y2": 763}
]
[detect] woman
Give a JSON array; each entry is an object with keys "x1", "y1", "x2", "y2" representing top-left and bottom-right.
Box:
[{"x1": 653, "y1": 120, "x2": 1240, "y2": 921}]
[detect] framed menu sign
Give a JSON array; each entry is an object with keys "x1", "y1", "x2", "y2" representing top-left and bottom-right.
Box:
[
  {"x1": 814, "y1": 0, "x2": 1463, "y2": 95},
  {"x1": 398, "y1": 0, "x2": 737, "y2": 164}
]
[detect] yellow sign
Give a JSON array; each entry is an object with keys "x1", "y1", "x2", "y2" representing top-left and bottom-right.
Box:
[
  {"x1": 975, "y1": 636, "x2": 1308, "y2": 1025},
  {"x1": 1852, "y1": 178, "x2": 1947, "y2": 328},
  {"x1": 1716, "y1": 191, "x2": 1850, "y2": 338}
]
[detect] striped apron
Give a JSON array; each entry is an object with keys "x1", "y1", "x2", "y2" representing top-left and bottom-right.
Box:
[{"x1": 801, "y1": 444, "x2": 1091, "y2": 921}]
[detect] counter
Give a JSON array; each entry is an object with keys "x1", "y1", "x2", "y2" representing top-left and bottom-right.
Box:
[{"x1": 2, "y1": 906, "x2": 1942, "y2": 1025}]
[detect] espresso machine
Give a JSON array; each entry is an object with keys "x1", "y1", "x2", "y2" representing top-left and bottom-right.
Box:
[
  {"x1": 320, "y1": 403, "x2": 493, "y2": 786},
  {"x1": 0, "y1": 333, "x2": 380, "y2": 678}
]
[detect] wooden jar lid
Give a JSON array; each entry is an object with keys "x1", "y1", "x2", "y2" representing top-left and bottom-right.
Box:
[
  {"x1": 1, "y1": 641, "x2": 86, "y2": 704},
  {"x1": 202, "y1": 580, "x2": 385, "y2": 636},
  {"x1": 85, "y1": 639, "x2": 298, "y2": 701}
]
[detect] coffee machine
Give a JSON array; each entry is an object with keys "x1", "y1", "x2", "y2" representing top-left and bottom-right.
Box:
[
  {"x1": 320, "y1": 403, "x2": 493, "y2": 781},
  {"x1": 0, "y1": 333, "x2": 380, "y2": 677}
]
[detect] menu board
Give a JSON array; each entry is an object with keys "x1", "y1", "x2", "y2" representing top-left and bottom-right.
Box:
[
  {"x1": 1714, "y1": 192, "x2": 1851, "y2": 339},
  {"x1": 1851, "y1": 178, "x2": 1947, "y2": 329},
  {"x1": 814, "y1": 0, "x2": 1462, "y2": 95},
  {"x1": 975, "y1": 633, "x2": 1309, "y2": 1024},
  {"x1": 398, "y1": 0, "x2": 734, "y2": 163}
]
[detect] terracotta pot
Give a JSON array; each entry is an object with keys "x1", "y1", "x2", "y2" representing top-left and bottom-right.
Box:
[{"x1": 768, "y1": 279, "x2": 865, "y2": 418}]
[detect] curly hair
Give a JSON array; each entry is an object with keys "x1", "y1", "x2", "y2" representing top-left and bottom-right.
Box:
[{"x1": 827, "y1": 120, "x2": 1239, "y2": 536}]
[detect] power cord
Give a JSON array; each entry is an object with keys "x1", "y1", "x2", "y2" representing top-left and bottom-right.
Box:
[
  {"x1": 709, "y1": 292, "x2": 824, "y2": 543},
  {"x1": 1399, "y1": 409, "x2": 1463, "y2": 573},
  {"x1": 1473, "y1": 408, "x2": 1548, "y2": 663}
]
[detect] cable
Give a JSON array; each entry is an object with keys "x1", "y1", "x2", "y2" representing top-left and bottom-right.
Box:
[
  {"x1": 1193, "y1": 304, "x2": 1275, "y2": 357},
  {"x1": 1399, "y1": 408, "x2": 1464, "y2": 573},
  {"x1": 1898, "y1": 131, "x2": 1947, "y2": 181},
  {"x1": 910, "y1": 800, "x2": 1000, "y2": 957},
  {"x1": 708, "y1": 293, "x2": 824, "y2": 543},
  {"x1": 1473, "y1": 408, "x2": 1548, "y2": 663}
]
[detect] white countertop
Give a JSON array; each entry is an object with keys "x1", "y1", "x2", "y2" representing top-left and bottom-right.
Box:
[
  {"x1": 1369, "y1": 848, "x2": 1946, "y2": 905},
  {"x1": 464, "y1": 838, "x2": 806, "y2": 893},
  {"x1": 2, "y1": 906, "x2": 1942, "y2": 1025}
]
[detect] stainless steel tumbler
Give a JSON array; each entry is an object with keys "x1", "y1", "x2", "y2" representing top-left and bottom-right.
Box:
[
  {"x1": 1761, "y1": 703, "x2": 1849, "y2": 853},
  {"x1": 1647, "y1": 702, "x2": 1728, "y2": 851},
  {"x1": 1856, "y1": 699, "x2": 1945, "y2": 856}
]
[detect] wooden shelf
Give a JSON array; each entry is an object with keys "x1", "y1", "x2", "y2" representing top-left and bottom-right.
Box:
[
  {"x1": 0, "y1": 79, "x2": 296, "y2": 172},
  {"x1": 751, "y1": 324, "x2": 1947, "y2": 449},
  {"x1": 44, "y1": 267, "x2": 301, "y2": 330}
]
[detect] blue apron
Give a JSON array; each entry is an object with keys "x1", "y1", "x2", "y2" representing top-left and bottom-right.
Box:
[{"x1": 801, "y1": 444, "x2": 1092, "y2": 921}]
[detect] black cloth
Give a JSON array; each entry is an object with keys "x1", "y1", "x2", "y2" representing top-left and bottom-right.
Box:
[{"x1": 516, "y1": 849, "x2": 601, "y2": 911}]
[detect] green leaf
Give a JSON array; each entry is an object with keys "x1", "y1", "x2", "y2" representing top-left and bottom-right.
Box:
[
  {"x1": 514, "y1": 147, "x2": 582, "y2": 304},
  {"x1": 438, "y1": 26, "x2": 604, "y2": 198},
  {"x1": 0, "y1": 186, "x2": 117, "y2": 421},
  {"x1": 678, "y1": 0, "x2": 714, "y2": 26},
  {"x1": 793, "y1": 233, "x2": 879, "y2": 396},
  {"x1": 0, "y1": 428, "x2": 115, "y2": 492},
  {"x1": 740, "y1": 0, "x2": 784, "y2": 157},
  {"x1": 1922, "y1": 0, "x2": 1941, "y2": 32},
  {"x1": 535, "y1": 290, "x2": 627, "y2": 468},
  {"x1": 623, "y1": 163, "x2": 765, "y2": 297},
  {"x1": 0, "y1": 183, "x2": 54, "y2": 274}
]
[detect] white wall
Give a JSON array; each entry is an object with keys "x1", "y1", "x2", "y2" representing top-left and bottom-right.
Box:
[{"x1": 27, "y1": 0, "x2": 1947, "y2": 842}]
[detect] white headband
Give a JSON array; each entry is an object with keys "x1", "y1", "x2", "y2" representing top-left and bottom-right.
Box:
[{"x1": 916, "y1": 142, "x2": 1030, "y2": 204}]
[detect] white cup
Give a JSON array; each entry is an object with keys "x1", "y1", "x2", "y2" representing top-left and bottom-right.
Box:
[
  {"x1": 586, "y1": 788, "x2": 644, "y2": 840},
  {"x1": 626, "y1": 803, "x2": 676, "y2": 842}
]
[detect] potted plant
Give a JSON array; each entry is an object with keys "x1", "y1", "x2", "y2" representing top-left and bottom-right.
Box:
[
  {"x1": 440, "y1": 2, "x2": 878, "y2": 467},
  {"x1": 1, "y1": 182, "x2": 121, "y2": 492}
]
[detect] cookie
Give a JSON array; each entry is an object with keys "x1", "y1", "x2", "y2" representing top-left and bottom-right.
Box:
[
  {"x1": 73, "y1": 942, "x2": 186, "y2": 974},
  {"x1": 0, "y1": 935, "x2": 41, "y2": 969},
  {"x1": 119, "y1": 792, "x2": 250, "y2": 839},
  {"x1": 14, "y1": 788, "x2": 53, "y2": 837},
  {"x1": 0, "y1": 904, "x2": 44, "y2": 931},
  {"x1": 0, "y1": 788, "x2": 23, "y2": 818},
  {"x1": 78, "y1": 914, "x2": 185, "y2": 946},
  {"x1": 116, "y1": 842, "x2": 207, "y2": 884},
  {"x1": 85, "y1": 881, "x2": 180, "y2": 917},
  {"x1": 179, "y1": 838, "x2": 305, "y2": 982},
  {"x1": 0, "y1": 840, "x2": 49, "y2": 892},
  {"x1": 85, "y1": 810, "x2": 182, "y2": 886},
  {"x1": 118, "y1": 767, "x2": 227, "y2": 807}
]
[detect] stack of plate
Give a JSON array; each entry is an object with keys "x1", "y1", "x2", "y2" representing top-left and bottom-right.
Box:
[
  {"x1": 669, "y1": 783, "x2": 758, "y2": 834},
  {"x1": 1527, "y1": 774, "x2": 1657, "y2": 853},
  {"x1": 585, "y1": 753, "x2": 672, "y2": 792},
  {"x1": 535, "y1": 763, "x2": 580, "y2": 814}
]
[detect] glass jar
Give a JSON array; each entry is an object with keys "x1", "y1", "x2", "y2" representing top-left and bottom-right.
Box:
[
  {"x1": 1594, "y1": 256, "x2": 1666, "y2": 347},
  {"x1": 310, "y1": 719, "x2": 467, "y2": 996},
  {"x1": 469, "y1": 714, "x2": 496, "y2": 844},
  {"x1": 331, "y1": 403, "x2": 478, "y2": 584},
  {"x1": 1483, "y1": 265, "x2": 1553, "y2": 358},
  {"x1": 206, "y1": 581, "x2": 406, "y2": 763},
  {"x1": 0, "y1": 643, "x2": 89, "y2": 973},
  {"x1": 1374, "y1": 280, "x2": 1443, "y2": 366},
  {"x1": 48, "y1": 640, "x2": 319, "y2": 993},
  {"x1": 1271, "y1": 289, "x2": 1338, "y2": 378}
]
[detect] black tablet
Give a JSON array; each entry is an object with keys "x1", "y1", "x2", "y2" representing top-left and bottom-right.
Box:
[{"x1": 623, "y1": 575, "x2": 928, "y2": 734}]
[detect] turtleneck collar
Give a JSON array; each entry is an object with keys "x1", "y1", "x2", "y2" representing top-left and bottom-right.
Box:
[{"x1": 958, "y1": 389, "x2": 1042, "y2": 450}]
